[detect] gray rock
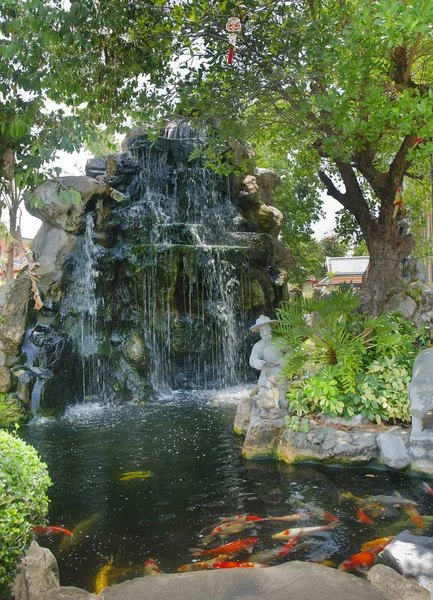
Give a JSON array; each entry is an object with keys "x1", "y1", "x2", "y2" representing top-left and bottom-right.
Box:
[
  {"x1": 321, "y1": 414, "x2": 369, "y2": 427},
  {"x1": 384, "y1": 292, "x2": 417, "y2": 319},
  {"x1": 233, "y1": 393, "x2": 253, "y2": 436},
  {"x1": 31, "y1": 223, "x2": 74, "y2": 295},
  {"x1": 46, "y1": 587, "x2": 94, "y2": 600},
  {"x1": 368, "y1": 564, "x2": 430, "y2": 599},
  {"x1": 393, "y1": 530, "x2": 433, "y2": 551},
  {"x1": 377, "y1": 431, "x2": 411, "y2": 469},
  {"x1": 242, "y1": 405, "x2": 284, "y2": 459},
  {"x1": 0, "y1": 277, "x2": 31, "y2": 357},
  {"x1": 275, "y1": 422, "x2": 379, "y2": 464},
  {"x1": 380, "y1": 539, "x2": 433, "y2": 595},
  {"x1": 408, "y1": 348, "x2": 433, "y2": 434},
  {"x1": 11, "y1": 541, "x2": 59, "y2": 600},
  {"x1": 26, "y1": 176, "x2": 124, "y2": 233},
  {"x1": 102, "y1": 560, "x2": 388, "y2": 600}
]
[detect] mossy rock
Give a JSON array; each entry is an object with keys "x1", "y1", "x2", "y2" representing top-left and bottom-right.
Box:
[
  {"x1": 0, "y1": 393, "x2": 28, "y2": 428},
  {"x1": 240, "y1": 279, "x2": 265, "y2": 309}
]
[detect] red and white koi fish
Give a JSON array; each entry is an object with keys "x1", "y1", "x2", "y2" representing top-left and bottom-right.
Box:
[
  {"x1": 421, "y1": 482, "x2": 433, "y2": 496},
  {"x1": 338, "y1": 551, "x2": 375, "y2": 573},
  {"x1": 356, "y1": 508, "x2": 374, "y2": 525},
  {"x1": 33, "y1": 525, "x2": 73, "y2": 536},
  {"x1": 190, "y1": 537, "x2": 259, "y2": 558},
  {"x1": 266, "y1": 511, "x2": 314, "y2": 522},
  {"x1": 294, "y1": 502, "x2": 341, "y2": 523},
  {"x1": 144, "y1": 559, "x2": 164, "y2": 575},
  {"x1": 360, "y1": 536, "x2": 394, "y2": 554},
  {"x1": 178, "y1": 555, "x2": 228, "y2": 572},
  {"x1": 219, "y1": 514, "x2": 265, "y2": 523},
  {"x1": 212, "y1": 561, "x2": 267, "y2": 569},
  {"x1": 272, "y1": 521, "x2": 341, "y2": 541},
  {"x1": 278, "y1": 532, "x2": 303, "y2": 558},
  {"x1": 201, "y1": 520, "x2": 255, "y2": 545}
]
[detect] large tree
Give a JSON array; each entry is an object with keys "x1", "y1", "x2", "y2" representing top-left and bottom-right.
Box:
[{"x1": 153, "y1": 0, "x2": 433, "y2": 314}]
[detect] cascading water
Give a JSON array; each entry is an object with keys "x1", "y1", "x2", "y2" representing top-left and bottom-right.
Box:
[
  {"x1": 64, "y1": 213, "x2": 108, "y2": 401},
  {"x1": 21, "y1": 121, "x2": 282, "y2": 409},
  {"x1": 105, "y1": 124, "x2": 255, "y2": 393}
]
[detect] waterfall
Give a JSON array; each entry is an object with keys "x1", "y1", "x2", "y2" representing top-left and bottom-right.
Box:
[
  {"x1": 67, "y1": 213, "x2": 107, "y2": 401},
  {"x1": 118, "y1": 131, "x2": 251, "y2": 392}
]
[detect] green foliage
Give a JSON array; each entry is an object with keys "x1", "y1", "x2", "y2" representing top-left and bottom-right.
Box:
[
  {"x1": 277, "y1": 285, "x2": 425, "y2": 425},
  {"x1": 0, "y1": 428, "x2": 52, "y2": 597}
]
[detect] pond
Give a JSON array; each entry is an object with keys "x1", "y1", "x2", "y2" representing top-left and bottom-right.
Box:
[{"x1": 20, "y1": 387, "x2": 433, "y2": 593}]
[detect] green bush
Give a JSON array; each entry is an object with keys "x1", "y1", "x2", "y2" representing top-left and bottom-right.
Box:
[
  {"x1": 277, "y1": 284, "x2": 427, "y2": 428},
  {"x1": 0, "y1": 428, "x2": 52, "y2": 598}
]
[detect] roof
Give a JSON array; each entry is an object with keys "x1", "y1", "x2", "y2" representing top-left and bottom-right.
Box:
[{"x1": 325, "y1": 256, "x2": 369, "y2": 275}]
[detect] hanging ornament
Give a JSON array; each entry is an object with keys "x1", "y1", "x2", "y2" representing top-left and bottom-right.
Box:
[
  {"x1": 393, "y1": 186, "x2": 405, "y2": 219},
  {"x1": 226, "y1": 16, "x2": 241, "y2": 64}
]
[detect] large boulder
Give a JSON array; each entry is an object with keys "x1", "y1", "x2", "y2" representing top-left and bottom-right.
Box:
[
  {"x1": 11, "y1": 541, "x2": 60, "y2": 600},
  {"x1": 376, "y1": 431, "x2": 411, "y2": 469},
  {"x1": 368, "y1": 564, "x2": 430, "y2": 600},
  {"x1": 275, "y1": 422, "x2": 379, "y2": 465},
  {"x1": 25, "y1": 176, "x2": 124, "y2": 233}
]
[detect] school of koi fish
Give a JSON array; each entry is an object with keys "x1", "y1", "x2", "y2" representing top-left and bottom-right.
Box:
[{"x1": 33, "y1": 481, "x2": 433, "y2": 595}]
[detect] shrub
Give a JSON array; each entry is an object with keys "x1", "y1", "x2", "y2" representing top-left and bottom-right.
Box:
[
  {"x1": 277, "y1": 284, "x2": 427, "y2": 427},
  {"x1": 0, "y1": 428, "x2": 52, "y2": 598}
]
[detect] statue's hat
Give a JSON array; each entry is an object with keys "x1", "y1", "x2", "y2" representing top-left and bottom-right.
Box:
[{"x1": 250, "y1": 315, "x2": 278, "y2": 332}]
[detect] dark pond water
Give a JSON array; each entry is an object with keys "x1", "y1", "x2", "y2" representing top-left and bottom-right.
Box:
[{"x1": 20, "y1": 388, "x2": 433, "y2": 593}]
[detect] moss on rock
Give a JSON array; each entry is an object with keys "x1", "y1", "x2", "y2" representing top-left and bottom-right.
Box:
[{"x1": 0, "y1": 393, "x2": 27, "y2": 428}]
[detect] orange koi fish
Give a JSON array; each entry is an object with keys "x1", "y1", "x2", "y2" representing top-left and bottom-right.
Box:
[
  {"x1": 33, "y1": 525, "x2": 73, "y2": 536},
  {"x1": 219, "y1": 514, "x2": 265, "y2": 523},
  {"x1": 144, "y1": 559, "x2": 164, "y2": 575},
  {"x1": 178, "y1": 555, "x2": 228, "y2": 572},
  {"x1": 278, "y1": 532, "x2": 303, "y2": 558},
  {"x1": 356, "y1": 508, "x2": 374, "y2": 525},
  {"x1": 267, "y1": 511, "x2": 314, "y2": 522},
  {"x1": 405, "y1": 505, "x2": 424, "y2": 529},
  {"x1": 201, "y1": 520, "x2": 255, "y2": 545},
  {"x1": 338, "y1": 551, "x2": 375, "y2": 573},
  {"x1": 272, "y1": 521, "x2": 341, "y2": 541},
  {"x1": 421, "y1": 482, "x2": 433, "y2": 495},
  {"x1": 190, "y1": 537, "x2": 259, "y2": 558},
  {"x1": 360, "y1": 536, "x2": 394, "y2": 554},
  {"x1": 212, "y1": 561, "x2": 267, "y2": 569}
]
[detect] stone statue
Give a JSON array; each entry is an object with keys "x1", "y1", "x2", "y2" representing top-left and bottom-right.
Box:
[
  {"x1": 408, "y1": 347, "x2": 433, "y2": 434},
  {"x1": 249, "y1": 315, "x2": 288, "y2": 419}
]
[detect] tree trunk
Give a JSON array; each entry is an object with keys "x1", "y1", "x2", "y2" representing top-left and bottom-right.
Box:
[
  {"x1": 360, "y1": 223, "x2": 415, "y2": 316},
  {"x1": 6, "y1": 206, "x2": 19, "y2": 283}
]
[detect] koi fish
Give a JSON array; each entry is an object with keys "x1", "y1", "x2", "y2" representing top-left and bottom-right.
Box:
[
  {"x1": 58, "y1": 513, "x2": 102, "y2": 551},
  {"x1": 360, "y1": 536, "x2": 394, "y2": 554},
  {"x1": 178, "y1": 555, "x2": 228, "y2": 572},
  {"x1": 212, "y1": 561, "x2": 267, "y2": 569},
  {"x1": 144, "y1": 559, "x2": 164, "y2": 575},
  {"x1": 272, "y1": 521, "x2": 341, "y2": 541},
  {"x1": 356, "y1": 508, "x2": 374, "y2": 525},
  {"x1": 219, "y1": 515, "x2": 265, "y2": 523},
  {"x1": 190, "y1": 537, "x2": 259, "y2": 558},
  {"x1": 95, "y1": 560, "x2": 114, "y2": 595},
  {"x1": 201, "y1": 521, "x2": 255, "y2": 545},
  {"x1": 338, "y1": 551, "x2": 375, "y2": 573},
  {"x1": 340, "y1": 492, "x2": 363, "y2": 503},
  {"x1": 364, "y1": 494, "x2": 418, "y2": 508},
  {"x1": 267, "y1": 511, "x2": 314, "y2": 522},
  {"x1": 33, "y1": 525, "x2": 73, "y2": 536},
  {"x1": 405, "y1": 505, "x2": 424, "y2": 528},
  {"x1": 119, "y1": 471, "x2": 152, "y2": 481},
  {"x1": 421, "y1": 482, "x2": 433, "y2": 495},
  {"x1": 278, "y1": 532, "x2": 303, "y2": 557},
  {"x1": 294, "y1": 503, "x2": 341, "y2": 523},
  {"x1": 315, "y1": 559, "x2": 337, "y2": 567}
]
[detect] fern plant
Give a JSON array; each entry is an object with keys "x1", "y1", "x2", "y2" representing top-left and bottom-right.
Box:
[{"x1": 277, "y1": 285, "x2": 427, "y2": 425}]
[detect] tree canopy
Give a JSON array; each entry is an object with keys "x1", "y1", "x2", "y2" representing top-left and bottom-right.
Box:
[{"x1": 2, "y1": 0, "x2": 433, "y2": 311}]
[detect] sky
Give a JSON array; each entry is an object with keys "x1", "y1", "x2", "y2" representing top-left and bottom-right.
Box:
[{"x1": 19, "y1": 150, "x2": 338, "y2": 240}]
